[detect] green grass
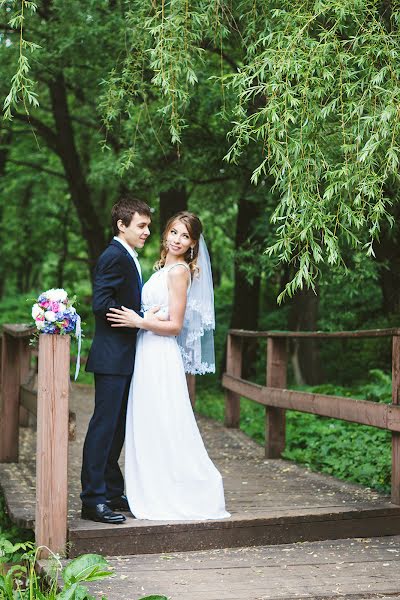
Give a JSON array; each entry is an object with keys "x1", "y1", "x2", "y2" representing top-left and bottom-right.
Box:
[{"x1": 195, "y1": 370, "x2": 392, "y2": 495}]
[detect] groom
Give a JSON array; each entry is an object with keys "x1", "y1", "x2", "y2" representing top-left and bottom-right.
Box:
[{"x1": 81, "y1": 196, "x2": 152, "y2": 524}]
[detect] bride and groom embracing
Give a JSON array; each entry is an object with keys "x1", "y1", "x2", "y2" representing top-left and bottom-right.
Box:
[{"x1": 80, "y1": 196, "x2": 230, "y2": 524}]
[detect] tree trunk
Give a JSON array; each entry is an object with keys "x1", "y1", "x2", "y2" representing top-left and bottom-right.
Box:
[
  {"x1": 288, "y1": 287, "x2": 321, "y2": 385},
  {"x1": 228, "y1": 196, "x2": 262, "y2": 379},
  {"x1": 57, "y1": 199, "x2": 71, "y2": 288},
  {"x1": 374, "y1": 201, "x2": 400, "y2": 316},
  {"x1": 16, "y1": 186, "x2": 33, "y2": 293},
  {"x1": 159, "y1": 187, "x2": 188, "y2": 232},
  {"x1": 48, "y1": 72, "x2": 106, "y2": 272}
]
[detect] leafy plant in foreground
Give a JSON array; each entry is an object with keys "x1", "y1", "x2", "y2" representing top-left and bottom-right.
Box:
[
  {"x1": 0, "y1": 540, "x2": 112, "y2": 600},
  {"x1": 0, "y1": 537, "x2": 169, "y2": 600}
]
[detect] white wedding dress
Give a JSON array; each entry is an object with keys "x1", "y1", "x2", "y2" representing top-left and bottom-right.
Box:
[{"x1": 124, "y1": 263, "x2": 230, "y2": 520}]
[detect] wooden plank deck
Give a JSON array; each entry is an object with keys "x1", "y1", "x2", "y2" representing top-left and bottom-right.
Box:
[
  {"x1": 45, "y1": 536, "x2": 400, "y2": 600},
  {"x1": 2, "y1": 384, "x2": 400, "y2": 557}
]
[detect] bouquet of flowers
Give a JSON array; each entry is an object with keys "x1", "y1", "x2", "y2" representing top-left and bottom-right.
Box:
[
  {"x1": 31, "y1": 288, "x2": 82, "y2": 379},
  {"x1": 32, "y1": 288, "x2": 79, "y2": 335}
]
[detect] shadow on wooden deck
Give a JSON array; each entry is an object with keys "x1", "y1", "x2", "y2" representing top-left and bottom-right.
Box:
[{"x1": 1, "y1": 384, "x2": 400, "y2": 557}]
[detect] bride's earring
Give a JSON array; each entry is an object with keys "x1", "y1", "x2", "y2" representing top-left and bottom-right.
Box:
[{"x1": 190, "y1": 247, "x2": 194, "y2": 260}]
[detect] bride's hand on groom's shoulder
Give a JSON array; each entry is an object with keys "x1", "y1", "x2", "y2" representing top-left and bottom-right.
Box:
[{"x1": 106, "y1": 306, "x2": 142, "y2": 328}]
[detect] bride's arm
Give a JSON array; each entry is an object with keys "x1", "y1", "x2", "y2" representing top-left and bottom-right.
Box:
[{"x1": 106, "y1": 266, "x2": 189, "y2": 336}]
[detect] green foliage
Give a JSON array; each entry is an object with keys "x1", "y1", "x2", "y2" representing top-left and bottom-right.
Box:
[
  {"x1": 0, "y1": 492, "x2": 33, "y2": 548},
  {"x1": 225, "y1": 0, "x2": 400, "y2": 299},
  {"x1": 0, "y1": 495, "x2": 164, "y2": 600},
  {"x1": 3, "y1": 0, "x2": 400, "y2": 305},
  {"x1": 138, "y1": 597, "x2": 168, "y2": 600},
  {"x1": 283, "y1": 412, "x2": 391, "y2": 493},
  {"x1": 0, "y1": 533, "x2": 167, "y2": 600},
  {"x1": 0, "y1": 541, "x2": 113, "y2": 600},
  {"x1": 0, "y1": 294, "x2": 32, "y2": 328},
  {"x1": 56, "y1": 554, "x2": 112, "y2": 600},
  {"x1": 1, "y1": 0, "x2": 40, "y2": 118},
  {"x1": 100, "y1": 0, "x2": 400, "y2": 297}
]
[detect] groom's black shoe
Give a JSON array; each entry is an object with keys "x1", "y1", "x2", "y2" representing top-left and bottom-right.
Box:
[
  {"x1": 81, "y1": 503, "x2": 126, "y2": 524},
  {"x1": 106, "y1": 495, "x2": 130, "y2": 512}
]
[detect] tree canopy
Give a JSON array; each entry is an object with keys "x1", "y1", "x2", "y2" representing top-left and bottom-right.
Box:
[{"x1": 2, "y1": 0, "x2": 400, "y2": 298}]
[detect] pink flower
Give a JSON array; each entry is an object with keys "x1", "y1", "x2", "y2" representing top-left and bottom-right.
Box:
[
  {"x1": 35, "y1": 317, "x2": 45, "y2": 330},
  {"x1": 50, "y1": 301, "x2": 60, "y2": 312}
]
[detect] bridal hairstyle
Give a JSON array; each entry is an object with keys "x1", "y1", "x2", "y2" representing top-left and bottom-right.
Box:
[
  {"x1": 156, "y1": 211, "x2": 202, "y2": 276},
  {"x1": 111, "y1": 196, "x2": 152, "y2": 235}
]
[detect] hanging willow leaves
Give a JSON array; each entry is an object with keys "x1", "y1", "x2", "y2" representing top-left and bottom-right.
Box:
[
  {"x1": 225, "y1": 0, "x2": 400, "y2": 300},
  {"x1": 101, "y1": 0, "x2": 400, "y2": 300},
  {"x1": 1, "y1": 0, "x2": 41, "y2": 119},
  {"x1": 2, "y1": 0, "x2": 400, "y2": 301}
]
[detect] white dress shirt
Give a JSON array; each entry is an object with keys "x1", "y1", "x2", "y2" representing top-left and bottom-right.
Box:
[{"x1": 113, "y1": 236, "x2": 142, "y2": 282}]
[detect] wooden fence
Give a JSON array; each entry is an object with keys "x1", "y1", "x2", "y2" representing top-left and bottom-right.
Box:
[
  {"x1": 222, "y1": 328, "x2": 400, "y2": 504},
  {"x1": 0, "y1": 323, "x2": 195, "y2": 556},
  {"x1": 0, "y1": 325, "x2": 74, "y2": 556},
  {"x1": 3, "y1": 323, "x2": 399, "y2": 553}
]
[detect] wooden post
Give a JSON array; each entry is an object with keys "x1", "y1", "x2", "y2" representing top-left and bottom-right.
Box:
[
  {"x1": 18, "y1": 337, "x2": 32, "y2": 427},
  {"x1": 0, "y1": 331, "x2": 20, "y2": 462},
  {"x1": 0, "y1": 335, "x2": 2, "y2": 389},
  {"x1": 266, "y1": 337, "x2": 287, "y2": 458},
  {"x1": 36, "y1": 334, "x2": 70, "y2": 556},
  {"x1": 0, "y1": 325, "x2": 35, "y2": 461},
  {"x1": 186, "y1": 374, "x2": 196, "y2": 408},
  {"x1": 225, "y1": 334, "x2": 243, "y2": 428},
  {"x1": 391, "y1": 335, "x2": 400, "y2": 504}
]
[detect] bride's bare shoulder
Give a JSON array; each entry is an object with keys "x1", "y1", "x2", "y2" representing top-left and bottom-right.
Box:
[{"x1": 167, "y1": 264, "x2": 190, "y2": 286}]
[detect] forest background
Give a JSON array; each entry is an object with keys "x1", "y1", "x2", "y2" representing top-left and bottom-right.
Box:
[{"x1": 1, "y1": 0, "x2": 399, "y2": 494}]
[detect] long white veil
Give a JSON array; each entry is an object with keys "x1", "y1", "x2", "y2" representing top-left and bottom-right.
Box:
[{"x1": 177, "y1": 234, "x2": 215, "y2": 374}]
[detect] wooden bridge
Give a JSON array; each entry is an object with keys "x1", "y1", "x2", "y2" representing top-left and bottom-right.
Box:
[{"x1": 1, "y1": 325, "x2": 400, "y2": 598}]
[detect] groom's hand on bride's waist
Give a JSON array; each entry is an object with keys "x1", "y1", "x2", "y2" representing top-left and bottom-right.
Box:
[
  {"x1": 144, "y1": 306, "x2": 163, "y2": 321},
  {"x1": 106, "y1": 305, "x2": 161, "y2": 328},
  {"x1": 107, "y1": 306, "x2": 140, "y2": 328}
]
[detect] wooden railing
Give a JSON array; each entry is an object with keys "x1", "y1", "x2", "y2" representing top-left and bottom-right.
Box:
[
  {"x1": 222, "y1": 328, "x2": 400, "y2": 504},
  {"x1": 0, "y1": 325, "x2": 74, "y2": 556}
]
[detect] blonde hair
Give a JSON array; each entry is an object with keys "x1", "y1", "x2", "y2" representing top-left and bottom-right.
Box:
[{"x1": 155, "y1": 211, "x2": 203, "y2": 276}]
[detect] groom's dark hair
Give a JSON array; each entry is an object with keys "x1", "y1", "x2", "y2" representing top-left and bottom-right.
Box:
[{"x1": 111, "y1": 196, "x2": 152, "y2": 235}]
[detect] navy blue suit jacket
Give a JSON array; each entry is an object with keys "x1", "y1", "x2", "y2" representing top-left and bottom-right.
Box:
[{"x1": 86, "y1": 239, "x2": 142, "y2": 375}]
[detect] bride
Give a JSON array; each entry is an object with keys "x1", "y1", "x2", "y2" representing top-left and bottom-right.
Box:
[{"x1": 107, "y1": 211, "x2": 230, "y2": 520}]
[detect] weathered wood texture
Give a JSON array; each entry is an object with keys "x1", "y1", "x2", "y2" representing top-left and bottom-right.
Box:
[
  {"x1": 392, "y1": 336, "x2": 400, "y2": 504},
  {"x1": 225, "y1": 334, "x2": 243, "y2": 428},
  {"x1": 229, "y1": 327, "x2": 400, "y2": 338},
  {"x1": 2, "y1": 324, "x2": 36, "y2": 337},
  {"x1": 35, "y1": 334, "x2": 70, "y2": 557},
  {"x1": 19, "y1": 384, "x2": 76, "y2": 442},
  {"x1": 223, "y1": 374, "x2": 400, "y2": 431},
  {"x1": 0, "y1": 326, "x2": 33, "y2": 462},
  {"x1": 61, "y1": 536, "x2": 400, "y2": 600},
  {"x1": 2, "y1": 384, "x2": 400, "y2": 558},
  {"x1": 266, "y1": 338, "x2": 287, "y2": 458},
  {"x1": 223, "y1": 327, "x2": 400, "y2": 504},
  {"x1": 18, "y1": 336, "x2": 32, "y2": 427}
]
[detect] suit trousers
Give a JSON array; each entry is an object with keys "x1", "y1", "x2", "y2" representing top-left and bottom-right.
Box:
[{"x1": 80, "y1": 373, "x2": 132, "y2": 507}]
